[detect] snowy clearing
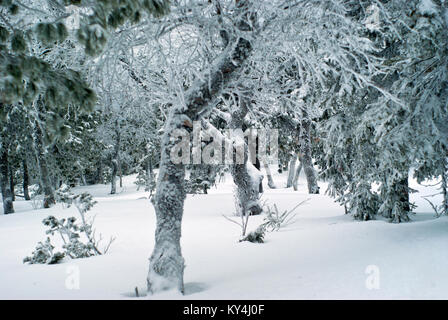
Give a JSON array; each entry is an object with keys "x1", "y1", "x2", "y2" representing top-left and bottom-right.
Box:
[{"x1": 0, "y1": 170, "x2": 446, "y2": 300}]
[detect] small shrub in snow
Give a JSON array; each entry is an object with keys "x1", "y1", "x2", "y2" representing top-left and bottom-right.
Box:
[
  {"x1": 30, "y1": 194, "x2": 44, "y2": 210},
  {"x1": 135, "y1": 170, "x2": 157, "y2": 197},
  {"x1": 24, "y1": 186, "x2": 115, "y2": 264},
  {"x1": 261, "y1": 200, "x2": 308, "y2": 232},
  {"x1": 43, "y1": 215, "x2": 98, "y2": 258},
  {"x1": 239, "y1": 226, "x2": 265, "y2": 243},
  {"x1": 55, "y1": 184, "x2": 74, "y2": 208},
  {"x1": 23, "y1": 237, "x2": 65, "y2": 265}
]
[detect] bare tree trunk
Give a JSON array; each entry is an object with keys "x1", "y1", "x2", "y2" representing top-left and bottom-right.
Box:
[
  {"x1": 292, "y1": 161, "x2": 303, "y2": 191},
  {"x1": 95, "y1": 159, "x2": 104, "y2": 184},
  {"x1": 286, "y1": 154, "x2": 297, "y2": 188},
  {"x1": 110, "y1": 120, "x2": 120, "y2": 195},
  {"x1": 300, "y1": 116, "x2": 319, "y2": 194},
  {"x1": 229, "y1": 95, "x2": 263, "y2": 216},
  {"x1": 254, "y1": 136, "x2": 263, "y2": 193},
  {"x1": 81, "y1": 173, "x2": 87, "y2": 186},
  {"x1": 9, "y1": 165, "x2": 15, "y2": 201},
  {"x1": 262, "y1": 158, "x2": 276, "y2": 189},
  {"x1": 148, "y1": 117, "x2": 186, "y2": 294},
  {"x1": 443, "y1": 159, "x2": 448, "y2": 215},
  {"x1": 0, "y1": 145, "x2": 14, "y2": 214},
  {"x1": 110, "y1": 160, "x2": 118, "y2": 194},
  {"x1": 22, "y1": 159, "x2": 31, "y2": 200},
  {"x1": 147, "y1": 0, "x2": 255, "y2": 294},
  {"x1": 145, "y1": 157, "x2": 154, "y2": 192},
  {"x1": 33, "y1": 98, "x2": 55, "y2": 208}
]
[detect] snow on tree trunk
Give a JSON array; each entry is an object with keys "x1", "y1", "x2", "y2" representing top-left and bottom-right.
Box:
[
  {"x1": 145, "y1": 157, "x2": 155, "y2": 193},
  {"x1": 147, "y1": 119, "x2": 186, "y2": 293},
  {"x1": 33, "y1": 98, "x2": 55, "y2": 208},
  {"x1": 300, "y1": 117, "x2": 319, "y2": 194},
  {"x1": 110, "y1": 160, "x2": 118, "y2": 194},
  {"x1": 147, "y1": 0, "x2": 255, "y2": 294},
  {"x1": 286, "y1": 154, "x2": 297, "y2": 188},
  {"x1": 292, "y1": 161, "x2": 303, "y2": 191},
  {"x1": 0, "y1": 146, "x2": 14, "y2": 214},
  {"x1": 262, "y1": 158, "x2": 276, "y2": 189},
  {"x1": 22, "y1": 160, "x2": 31, "y2": 201},
  {"x1": 230, "y1": 96, "x2": 263, "y2": 216}
]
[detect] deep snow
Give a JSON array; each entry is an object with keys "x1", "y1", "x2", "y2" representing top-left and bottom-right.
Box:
[{"x1": 0, "y1": 168, "x2": 447, "y2": 299}]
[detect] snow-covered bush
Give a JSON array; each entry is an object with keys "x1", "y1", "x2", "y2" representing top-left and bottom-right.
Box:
[
  {"x1": 42, "y1": 215, "x2": 98, "y2": 259},
  {"x1": 24, "y1": 186, "x2": 114, "y2": 264},
  {"x1": 239, "y1": 226, "x2": 265, "y2": 244},
  {"x1": 23, "y1": 237, "x2": 65, "y2": 265},
  {"x1": 55, "y1": 184, "x2": 74, "y2": 208},
  {"x1": 135, "y1": 169, "x2": 157, "y2": 196}
]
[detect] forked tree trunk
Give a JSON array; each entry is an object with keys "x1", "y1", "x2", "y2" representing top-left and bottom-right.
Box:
[
  {"x1": 22, "y1": 159, "x2": 31, "y2": 200},
  {"x1": 286, "y1": 154, "x2": 297, "y2": 188},
  {"x1": 229, "y1": 96, "x2": 263, "y2": 216},
  {"x1": 0, "y1": 146, "x2": 14, "y2": 214},
  {"x1": 300, "y1": 115, "x2": 319, "y2": 194},
  {"x1": 147, "y1": 0, "x2": 255, "y2": 294}
]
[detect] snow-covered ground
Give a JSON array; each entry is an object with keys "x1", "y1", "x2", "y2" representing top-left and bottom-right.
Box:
[{"x1": 0, "y1": 169, "x2": 447, "y2": 300}]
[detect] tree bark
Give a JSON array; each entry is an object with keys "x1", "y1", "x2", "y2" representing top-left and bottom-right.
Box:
[
  {"x1": 443, "y1": 159, "x2": 448, "y2": 216},
  {"x1": 110, "y1": 160, "x2": 118, "y2": 194},
  {"x1": 286, "y1": 154, "x2": 297, "y2": 188},
  {"x1": 110, "y1": 119, "x2": 120, "y2": 195},
  {"x1": 95, "y1": 159, "x2": 104, "y2": 184},
  {"x1": 229, "y1": 96, "x2": 263, "y2": 216},
  {"x1": 147, "y1": 0, "x2": 255, "y2": 294},
  {"x1": 262, "y1": 158, "x2": 276, "y2": 189},
  {"x1": 299, "y1": 116, "x2": 319, "y2": 194},
  {"x1": 22, "y1": 159, "x2": 31, "y2": 200},
  {"x1": 0, "y1": 146, "x2": 14, "y2": 214},
  {"x1": 9, "y1": 165, "x2": 15, "y2": 201},
  {"x1": 254, "y1": 136, "x2": 263, "y2": 193},
  {"x1": 33, "y1": 98, "x2": 55, "y2": 208},
  {"x1": 148, "y1": 118, "x2": 186, "y2": 293},
  {"x1": 145, "y1": 157, "x2": 155, "y2": 194},
  {"x1": 292, "y1": 160, "x2": 303, "y2": 191}
]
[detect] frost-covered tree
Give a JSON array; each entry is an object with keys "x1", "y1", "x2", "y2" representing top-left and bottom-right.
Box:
[{"x1": 316, "y1": 0, "x2": 448, "y2": 222}]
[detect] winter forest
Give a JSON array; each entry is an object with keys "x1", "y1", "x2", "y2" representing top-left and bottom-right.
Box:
[{"x1": 0, "y1": 0, "x2": 447, "y2": 300}]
